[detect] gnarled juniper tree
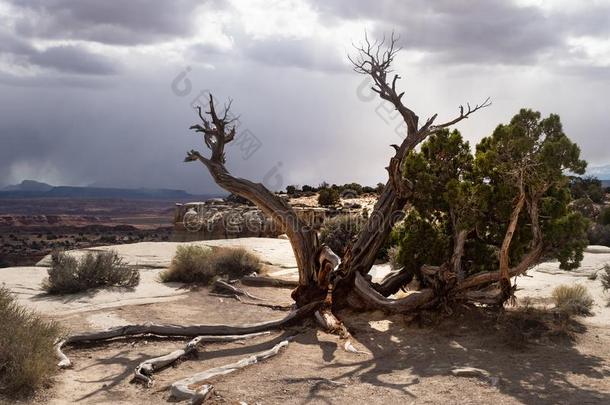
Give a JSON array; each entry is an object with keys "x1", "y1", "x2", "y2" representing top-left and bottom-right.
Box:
[{"x1": 53, "y1": 34, "x2": 590, "y2": 396}]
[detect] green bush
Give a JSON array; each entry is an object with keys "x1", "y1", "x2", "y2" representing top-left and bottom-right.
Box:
[
  {"x1": 319, "y1": 215, "x2": 365, "y2": 255},
  {"x1": 161, "y1": 245, "x2": 262, "y2": 284},
  {"x1": 0, "y1": 287, "x2": 62, "y2": 398},
  {"x1": 390, "y1": 211, "x2": 451, "y2": 282},
  {"x1": 551, "y1": 284, "x2": 594, "y2": 316},
  {"x1": 43, "y1": 250, "x2": 140, "y2": 294},
  {"x1": 317, "y1": 188, "x2": 340, "y2": 206}
]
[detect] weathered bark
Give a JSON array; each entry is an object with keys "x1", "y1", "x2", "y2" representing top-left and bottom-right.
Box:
[
  {"x1": 499, "y1": 190, "x2": 526, "y2": 285},
  {"x1": 451, "y1": 229, "x2": 468, "y2": 281},
  {"x1": 241, "y1": 275, "x2": 299, "y2": 288},
  {"x1": 373, "y1": 267, "x2": 414, "y2": 297},
  {"x1": 170, "y1": 339, "x2": 291, "y2": 404},
  {"x1": 353, "y1": 272, "x2": 435, "y2": 313}
]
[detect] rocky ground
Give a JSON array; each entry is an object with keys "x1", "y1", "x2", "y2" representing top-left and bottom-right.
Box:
[{"x1": 1, "y1": 238, "x2": 610, "y2": 404}]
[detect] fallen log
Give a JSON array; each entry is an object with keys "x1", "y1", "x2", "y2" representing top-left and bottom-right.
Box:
[{"x1": 241, "y1": 275, "x2": 299, "y2": 288}]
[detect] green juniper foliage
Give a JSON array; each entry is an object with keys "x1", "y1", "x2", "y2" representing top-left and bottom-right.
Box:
[{"x1": 392, "y1": 109, "x2": 589, "y2": 282}]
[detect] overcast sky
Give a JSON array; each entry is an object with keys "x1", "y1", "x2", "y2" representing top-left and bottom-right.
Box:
[{"x1": 0, "y1": 0, "x2": 609, "y2": 193}]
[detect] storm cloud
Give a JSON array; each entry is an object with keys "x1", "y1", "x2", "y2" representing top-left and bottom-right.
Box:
[{"x1": 0, "y1": 0, "x2": 609, "y2": 193}]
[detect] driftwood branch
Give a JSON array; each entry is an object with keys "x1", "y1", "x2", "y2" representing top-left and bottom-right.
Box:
[
  {"x1": 170, "y1": 339, "x2": 291, "y2": 403},
  {"x1": 133, "y1": 332, "x2": 271, "y2": 386},
  {"x1": 212, "y1": 280, "x2": 266, "y2": 301}
]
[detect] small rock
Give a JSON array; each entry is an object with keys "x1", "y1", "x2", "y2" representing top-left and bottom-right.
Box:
[
  {"x1": 278, "y1": 234, "x2": 289, "y2": 240},
  {"x1": 451, "y1": 367, "x2": 499, "y2": 386},
  {"x1": 450, "y1": 367, "x2": 490, "y2": 379}
]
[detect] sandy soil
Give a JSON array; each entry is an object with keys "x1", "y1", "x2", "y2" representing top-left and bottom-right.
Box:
[{"x1": 2, "y1": 239, "x2": 610, "y2": 404}]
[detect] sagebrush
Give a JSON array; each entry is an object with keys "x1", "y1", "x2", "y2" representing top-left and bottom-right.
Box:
[
  {"x1": 43, "y1": 250, "x2": 140, "y2": 294},
  {"x1": 551, "y1": 284, "x2": 594, "y2": 316},
  {"x1": 0, "y1": 287, "x2": 62, "y2": 398},
  {"x1": 319, "y1": 215, "x2": 365, "y2": 255},
  {"x1": 161, "y1": 245, "x2": 262, "y2": 284},
  {"x1": 600, "y1": 265, "x2": 610, "y2": 291}
]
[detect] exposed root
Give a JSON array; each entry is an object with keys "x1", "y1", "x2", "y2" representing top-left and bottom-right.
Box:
[
  {"x1": 236, "y1": 297, "x2": 293, "y2": 311},
  {"x1": 212, "y1": 280, "x2": 266, "y2": 301},
  {"x1": 314, "y1": 308, "x2": 368, "y2": 356},
  {"x1": 133, "y1": 332, "x2": 271, "y2": 386},
  {"x1": 241, "y1": 275, "x2": 299, "y2": 288},
  {"x1": 373, "y1": 267, "x2": 414, "y2": 296},
  {"x1": 170, "y1": 338, "x2": 291, "y2": 404},
  {"x1": 354, "y1": 272, "x2": 435, "y2": 313},
  {"x1": 55, "y1": 301, "x2": 321, "y2": 368}
]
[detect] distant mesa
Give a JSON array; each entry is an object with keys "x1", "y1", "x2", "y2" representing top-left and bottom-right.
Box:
[
  {"x1": 2, "y1": 180, "x2": 54, "y2": 192},
  {"x1": 0, "y1": 179, "x2": 220, "y2": 200}
]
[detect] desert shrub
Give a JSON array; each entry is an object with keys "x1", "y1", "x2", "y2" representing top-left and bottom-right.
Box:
[
  {"x1": 0, "y1": 287, "x2": 62, "y2": 398},
  {"x1": 43, "y1": 250, "x2": 139, "y2": 294},
  {"x1": 551, "y1": 284, "x2": 594, "y2": 316},
  {"x1": 161, "y1": 245, "x2": 262, "y2": 284},
  {"x1": 600, "y1": 265, "x2": 610, "y2": 291},
  {"x1": 317, "y1": 188, "x2": 340, "y2": 206},
  {"x1": 286, "y1": 185, "x2": 299, "y2": 195},
  {"x1": 387, "y1": 245, "x2": 401, "y2": 269},
  {"x1": 587, "y1": 223, "x2": 610, "y2": 247},
  {"x1": 319, "y1": 215, "x2": 365, "y2": 255}
]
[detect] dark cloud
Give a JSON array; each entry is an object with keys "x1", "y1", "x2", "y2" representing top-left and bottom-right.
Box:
[
  {"x1": 312, "y1": 0, "x2": 609, "y2": 65},
  {"x1": 0, "y1": 0, "x2": 608, "y2": 193},
  {"x1": 29, "y1": 45, "x2": 118, "y2": 75},
  {"x1": 7, "y1": 0, "x2": 222, "y2": 45},
  {"x1": 189, "y1": 36, "x2": 348, "y2": 72},
  {"x1": 241, "y1": 37, "x2": 347, "y2": 71}
]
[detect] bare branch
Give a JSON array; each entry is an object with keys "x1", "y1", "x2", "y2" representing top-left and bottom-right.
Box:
[
  {"x1": 425, "y1": 97, "x2": 492, "y2": 133},
  {"x1": 349, "y1": 31, "x2": 419, "y2": 133}
]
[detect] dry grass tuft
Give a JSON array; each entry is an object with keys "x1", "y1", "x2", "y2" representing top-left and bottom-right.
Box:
[
  {"x1": 551, "y1": 284, "x2": 594, "y2": 316},
  {"x1": 160, "y1": 245, "x2": 262, "y2": 284},
  {"x1": 43, "y1": 250, "x2": 139, "y2": 294},
  {"x1": 600, "y1": 264, "x2": 610, "y2": 291},
  {"x1": 0, "y1": 287, "x2": 62, "y2": 398}
]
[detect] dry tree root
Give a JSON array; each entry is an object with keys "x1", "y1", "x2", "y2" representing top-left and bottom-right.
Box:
[
  {"x1": 133, "y1": 332, "x2": 271, "y2": 386},
  {"x1": 55, "y1": 301, "x2": 321, "y2": 368},
  {"x1": 170, "y1": 338, "x2": 291, "y2": 404},
  {"x1": 241, "y1": 276, "x2": 299, "y2": 288},
  {"x1": 212, "y1": 280, "x2": 266, "y2": 301}
]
